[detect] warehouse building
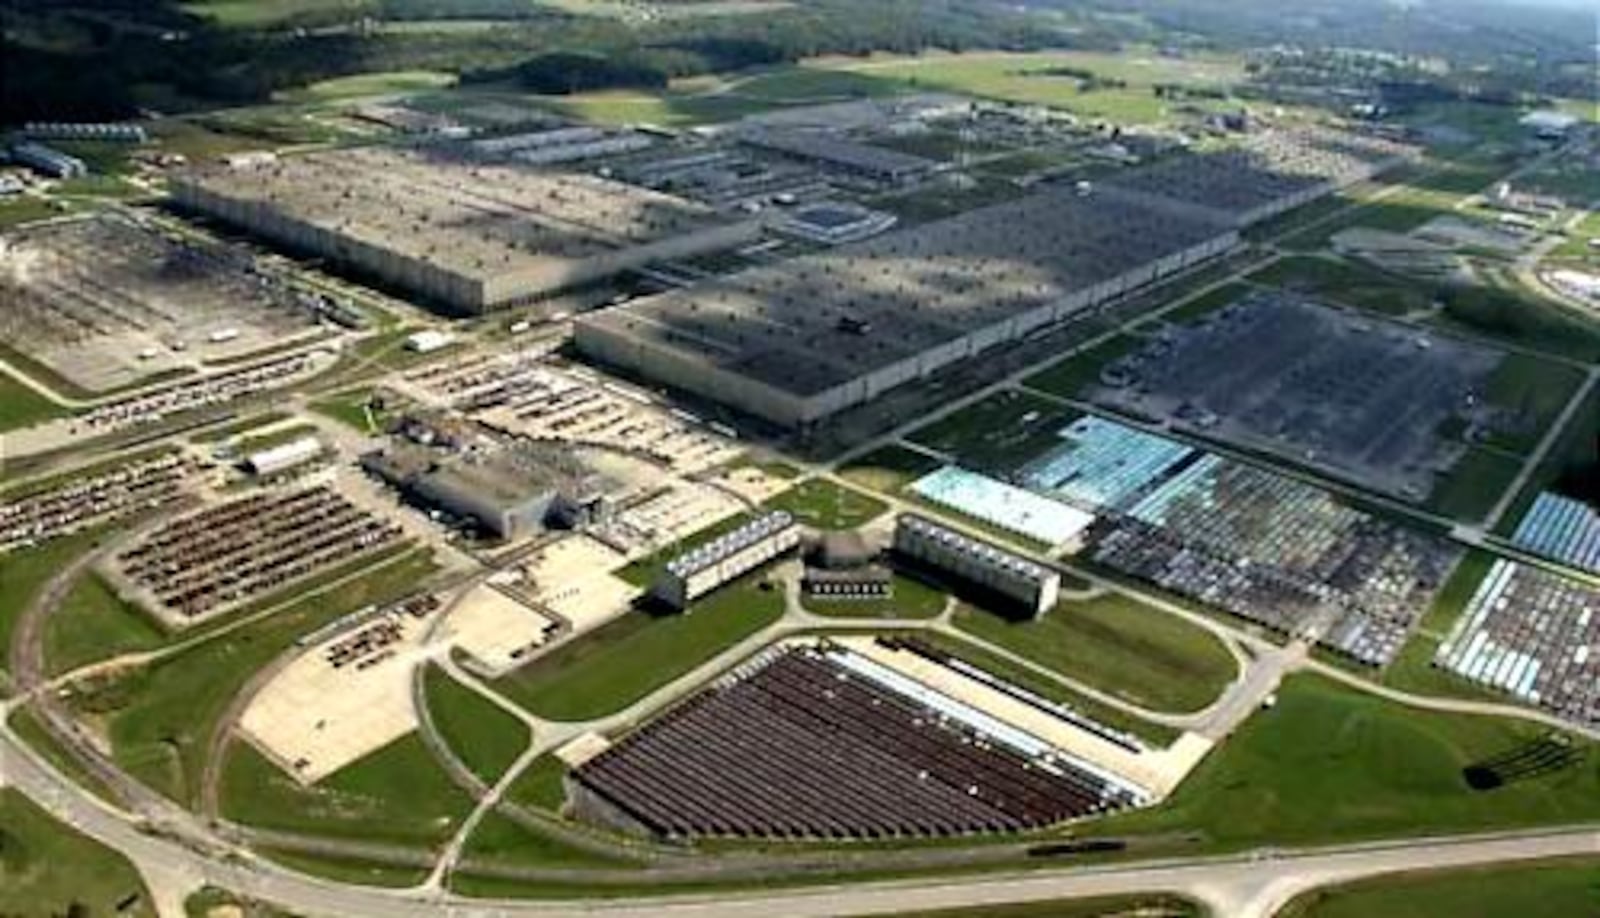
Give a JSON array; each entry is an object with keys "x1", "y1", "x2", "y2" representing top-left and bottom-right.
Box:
[
  {"x1": 243, "y1": 436, "x2": 323, "y2": 477},
  {"x1": 9, "y1": 142, "x2": 87, "y2": 179},
  {"x1": 362, "y1": 446, "x2": 598, "y2": 540},
  {"x1": 1101, "y1": 126, "x2": 1415, "y2": 228},
  {"x1": 575, "y1": 184, "x2": 1236, "y2": 427},
  {"x1": 169, "y1": 147, "x2": 761, "y2": 314},
  {"x1": 651, "y1": 510, "x2": 801, "y2": 610},
  {"x1": 892, "y1": 513, "x2": 1059, "y2": 618},
  {"x1": 736, "y1": 128, "x2": 940, "y2": 185}
]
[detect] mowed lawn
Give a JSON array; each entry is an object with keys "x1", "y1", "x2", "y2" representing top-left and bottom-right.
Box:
[
  {"x1": 1278, "y1": 857, "x2": 1600, "y2": 918},
  {"x1": 491, "y1": 577, "x2": 786, "y2": 721},
  {"x1": 221, "y1": 734, "x2": 473, "y2": 847},
  {"x1": 423, "y1": 664, "x2": 529, "y2": 785},
  {"x1": 43, "y1": 572, "x2": 168, "y2": 677},
  {"x1": 0, "y1": 527, "x2": 111, "y2": 688},
  {"x1": 762, "y1": 477, "x2": 887, "y2": 530},
  {"x1": 953, "y1": 594, "x2": 1237, "y2": 714},
  {"x1": 0, "y1": 371, "x2": 68, "y2": 433},
  {"x1": 1091, "y1": 674, "x2": 1600, "y2": 849},
  {"x1": 0, "y1": 789, "x2": 154, "y2": 917}
]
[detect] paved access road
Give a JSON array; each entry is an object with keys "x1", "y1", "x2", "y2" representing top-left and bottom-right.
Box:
[{"x1": 5, "y1": 716, "x2": 1599, "y2": 918}]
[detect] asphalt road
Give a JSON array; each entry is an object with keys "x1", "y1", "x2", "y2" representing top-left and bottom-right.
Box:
[{"x1": 6, "y1": 716, "x2": 1600, "y2": 918}]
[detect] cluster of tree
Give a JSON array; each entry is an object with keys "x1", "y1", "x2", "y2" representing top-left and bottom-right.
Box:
[
  {"x1": 470, "y1": 0, "x2": 1105, "y2": 96},
  {"x1": 1152, "y1": 82, "x2": 1227, "y2": 101},
  {"x1": 3, "y1": 0, "x2": 1113, "y2": 123}
]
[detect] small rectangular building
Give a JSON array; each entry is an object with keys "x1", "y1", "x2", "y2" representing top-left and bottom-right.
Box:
[
  {"x1": 892, "y1": 513, "x2": 1059, "y2": 618},
  {"x1": 244, "y1": 435, "x2": 323, "y2": 477},
  {"x1": 10, "y1": 142, "x2": 87, "y2": 179},
  {"x1": 651, "y1": 510, "x2": 801, "y2": 610}
]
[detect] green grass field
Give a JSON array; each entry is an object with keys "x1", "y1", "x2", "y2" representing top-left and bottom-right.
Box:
[
  {"x1": 0, "y1": 788, "x2": 154, "y2": 917},
  {"x1": 762, "y1": 477, "x2": 888, "y2": 531},
  {"x1": 308, "y1": 386, "x2": 398, "y2": 434},
  {"x1": 458, "y1": 810, "x2": 630, "y2": 873},
  {"x1": 423, "y1": 664, "x2": 530, "y2": 785},
  {"x1": 43, "y1": 571, "x2": 168, "y2": 677},
  {"x1": 1424, "y1": 446, "x2": 1524, "y2": 523},
  {"x1": 1278, "y1": 857, "x2": 1600, "y2": 918},
  {"x1": 1020, "y1": 335, "x2": 1143, "y2": 401},
  {"x1": 505, "y1": 753, "x2": 568, "y2": 814},
  {"x1": 837, "y1": 444, "x2": 942, "y2": 495},
  {"x1": 68, "y1": 551, "x2": 437, "y2": 805},
  {"x1": 918, "y1": 632, "x2": 1181, "y2": 748},
  {"x1": 548, "y1": 47, "x2": 1241, "y2": 128},
  {"x1": 0, "y1": 526, "x2": 111, "y2": 690},
  {"x1": 1091, "y1": 673, "x2": 1600, "y2": 849},
  {"x1": 952, "y1": 595, "x2": 1237, "y2": 714},
  {"x1": 0, "y1": 371, "x2": 69, "y2": 433},
  {"x1": 905, "y1": 389, "x2": 1079, "y2": 474},
  {"x1": 1382, "y1": 550, "x2": 1517, "y2": 705},
  {"x1": 492, "y1": 577, "x2": 785, "y2": 721},
  {"x1": 182, "y1": 0, "x2": 393, "y2": 27},
  {"x1": 0, "y1": 195, "x2": 69, "y2": 228},
  {"x1": 1245, "y1": 256, "x2": 1431, "y2": 318},
  {"x1": 1480, "y1": 353, "x2": 1588, "y2": 454},
  {"x1": 258, "y1": 847, "x2": 429, "y2": 888},
  {"x1": 221, "y1": 734, "x2": 473, "y2": 846},
  {"x1": 277, "y1": 70, "x2": 458, "y2": 105},
  {"x1": 802, "y1": 572, "x2": 948, "y2": 621}
]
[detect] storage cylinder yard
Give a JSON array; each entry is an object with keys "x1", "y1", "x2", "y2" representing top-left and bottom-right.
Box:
[{"x1": 169, "y1": 146, "x2": 761, "y2": 313}]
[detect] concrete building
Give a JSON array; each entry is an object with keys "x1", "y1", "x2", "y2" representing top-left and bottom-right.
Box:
[
  {"x1": 1521, "y1": 110, "x2": 1580, "y2": 141},
  {"x1": 651, "y1": 511, "x2": 801, "y2": 611},
  {"x1": 575, "y1": 184, "x2": 1236, "y2": 428},
  {"x1": 10, "y1": 142, "x2": 87, "y2": 179},
  {"x1": 243, "y1": 436, "x2": 323, "y2": 477},
  {"x1": 362, "y1": 446, "x2": 591, "y2": 540},
  {"x1": 892, "y1": 513, "x2": 1059, "y2": 618},
  {"x1": 1101, "y1": 126, "x2": 1416, "y2": 228},
  {"x1": 169, "y1": 147, "x2": 761, "y2": 314},
  {"x1": 736, "y1": 128, "x2": 939, "y2": 185},
  {"x1": 22, "y1": 122, "x2": 147, "y2": 143}
]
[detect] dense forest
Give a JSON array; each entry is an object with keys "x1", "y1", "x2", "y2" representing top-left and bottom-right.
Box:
[
  {"x1": 0, "y1": 0, "x2": 1097, "y2": 123},
  {"x1": 1, "y1": 0, "x2": 1591, "y2": 126}
]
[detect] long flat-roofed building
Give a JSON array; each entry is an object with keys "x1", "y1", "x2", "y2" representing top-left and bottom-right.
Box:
[
  {"x1": 652, "y1": 510, "x2": 801, "y2": 610},
  {"x1": 1102, "y1": 126, "x2": 1415, "y2": 228},
  {"x1": 736, "y1": 127, "x2": 940, "y2": 184},
  {"x1": 893, "y1": 513, "x2": 1060, "y2": 618},
  {"x1": 575, "y1": 185, "x2": 1236, "y2": 427},
  {"x1": 170, "y1": 147, "x2": 760, "y2": 314}
]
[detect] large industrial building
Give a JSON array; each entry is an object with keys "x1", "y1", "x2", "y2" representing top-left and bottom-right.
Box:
[
  {"x1": 735, "y1": 127, "x2": 941, "y2": 185},
  {"x1": 1102, "y1": 126, "x2": 1415, "y2": 228},
  {"x1": 170, "y1": 147, "x2": 760, "y2": 314},
  {"x1": 651, "y1": 510, "x2": 801, "y2": 610},
  {"x1": 362, "y1": 446, "x2": 599, "y2": 540},
  {"x1": 575, "y1": 184, "x2": 1236, "y2": 427},
  {"x1": 893, "y1": 513, "x2": 1061, "y2": 617}
]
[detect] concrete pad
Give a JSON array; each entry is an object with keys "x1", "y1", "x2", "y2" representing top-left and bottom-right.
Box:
[
  {"x1": 833, "y1": 635, "x2": 1213, "y2": 800},
  {"x1": 519, "y1": 535, "x2": 640, "y2": 633},
  {"x1": 554, "y1": 731, "x2": 613, "y2": 769},
  {"x1": 442, "y1": 583, "x2": 561, "y2": 678},
  {"x1": 239, "y1": 608, "x2": 434, "y2": 785}
]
